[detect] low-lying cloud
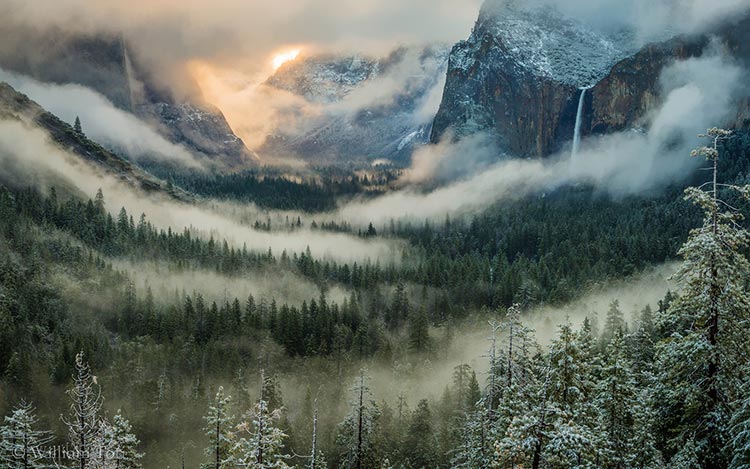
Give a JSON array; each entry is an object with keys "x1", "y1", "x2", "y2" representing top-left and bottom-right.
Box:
[
  {"x1": 0, "y1": 68, "x2": 205, "y2": 169},
  {"x1": 113, "y1": 260, "x2": 349, "y2": 307},
  {"x1": 0, "y1": 118, "x2": 401, "y2": 264}
]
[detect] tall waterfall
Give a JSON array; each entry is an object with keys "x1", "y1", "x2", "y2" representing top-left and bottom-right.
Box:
[
  {"x1": 122, "y1": 40, "x2": 137, "y2": 111},
  {"x1": 571, "y1": 87, "x2": 587, "y2": 164}
]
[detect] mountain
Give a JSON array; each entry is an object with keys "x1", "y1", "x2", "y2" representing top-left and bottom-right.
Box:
[
  {"x1": 0, "y1": 81, "x2": 191, "y2": 200},
  {"x1": 431, "y1": 0, "x2": 750, "y2": 157},
  {"x1": 0, "y1": 29, "x2": 255, "y2": 168},
  {"x1": 260, "y1": 46, "x2": 449, "y2": 165}
]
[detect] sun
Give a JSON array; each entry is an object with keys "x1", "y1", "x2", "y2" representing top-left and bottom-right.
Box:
[{"x1": 272, "y1": 49, "x2": 301, "y2": 70}]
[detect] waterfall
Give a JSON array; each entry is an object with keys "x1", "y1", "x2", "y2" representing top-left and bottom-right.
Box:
[
  {"x1": 571, "y1": 87, "x2": 587, "y2": 164},
  {"x1": 122, "y1": 39, "x2": 137, "y2": 111}
]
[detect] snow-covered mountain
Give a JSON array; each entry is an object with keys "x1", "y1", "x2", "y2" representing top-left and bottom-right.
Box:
[
  {"x1": 260, "y1": 46, "x2": 449, "y2": 165},
  {"x1": 266, "y1": 54, "x2": 380, "y2": 104},
  {"x1": 432, "y1": 0, "x2": 750, "y2": 158},
  {"x1": 474, "y1": 4, "x2": 637, "y2": 88}
]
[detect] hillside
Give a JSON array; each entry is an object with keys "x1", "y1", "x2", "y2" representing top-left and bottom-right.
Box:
[{"x1": 0, "y1": 82, "x2": 191, "y2": 200}]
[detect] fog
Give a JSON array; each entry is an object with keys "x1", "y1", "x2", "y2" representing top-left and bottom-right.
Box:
[
  {"x1": 0, "y1": 0, "x2": 480, "y2": 81},
  {"x1": 0, "y1": 118, "x2": 402, "y2": 264},
  {"x1": 112, "y1": 260, "x2": 350, "y2": 307},
  {"x1": 0, "y1": 68, "x2": 205, "y2": 169}
]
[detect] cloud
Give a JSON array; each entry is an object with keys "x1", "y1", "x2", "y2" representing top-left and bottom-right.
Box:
[
  {"x1": 0, "y1": 68, "x2": 205, "y2": 169},
  {"x1": 113, "y1": 259, "x2": 349, "y2": 307},
  {"x1": 0, "y1": 0, "x2": 481, "y2": 77},
  {"x1": 0, "y1": 118, "x2": 402, "y2": 264},
  {"x1": 486, "y1": 0, "x2": 750, "y2": 44}
]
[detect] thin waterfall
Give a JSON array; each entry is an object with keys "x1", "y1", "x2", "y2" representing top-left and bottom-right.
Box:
[
  {"x1": 571, "y1": 87, "x2": 587, "y2": 164},
  {"x1": 122, "y1": 39, "x2": 137, "y2": 111}
]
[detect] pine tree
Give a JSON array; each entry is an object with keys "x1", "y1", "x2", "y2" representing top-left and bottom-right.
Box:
[
  {"x1": 403, "y1": 400, "x2": 436, "y2": 469},
  {"x1": 602, "y1": 299, "x2": 625, "y2": 343},
  {"x1": 408, "y1": 306, "x2": 431, "y2": 353},
  {"x1": 231, "y1": 373, "x2": 290, "y2": 469},
  {"x1": 594, "y1": 330, "x2": 640, "y2": 469},
  {"x1": 729, "y1": 374, "x2": 750, "y2": 469},
  {"x1": 90, "y1": 418, "x2": 118, "y2": 469},
  {"x1": 111, "y1": 410, "x2": 143, "y2": 469},
  {"x1": 336, "y1": 371, "x2": 380, "y2": 469},
  {"x1": 0, "y1": 400, "x2": 53, "y2": 469},
  {"x1": 202, "y1": 386, "x2": 235, "y2": 469},
  {"x1": 308, "y1": 397, "x2": 326, "y2": 469},
  {"x1": 74, "y1": 116, "x2": 83, "y2": 135},
  {"x1": 656, "y1": 128, "x2": 750, "y2": 468},
  {"x1": 62, "y1": 351, "x2": 103, "y2": 469}
]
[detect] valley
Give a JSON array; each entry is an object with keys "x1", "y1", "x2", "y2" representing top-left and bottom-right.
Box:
[{"x1": 1, "y1": 1, "x2": 750, "y2": 468}]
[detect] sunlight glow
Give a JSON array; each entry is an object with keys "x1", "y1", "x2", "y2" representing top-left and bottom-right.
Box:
[{"x1": 272, "y1": 49, "x2": 301, "y2": 70}]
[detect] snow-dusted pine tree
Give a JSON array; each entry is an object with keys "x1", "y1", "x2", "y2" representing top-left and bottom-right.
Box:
[
  {"x1": 594, "y1": 330, "x2": 641, "y2": 468},
  {"x1": 62, "y1": 351, "x2": 103, "y2": 469},
  {"x1": 0, "y1": 400, "x2": 53, "y2": 469},
  {"x1": 657, "y1": 128, "x2": 750, "y2": 468},
  {"x1": 90, "y1": 418, "x2": 118, "y2": 469},
  {"x1": 308, "y1": 398, "x2": 326, "y2": 469},
  {"x1": 232, "y1": 399, "x2": 290, "y2": 469},
  {"x1": 111, "y1": 410, "x2": 143, "y2": 469},
  {"x1": 202, "y1": 386, "x2": 235, "y2": 469},
  {"x1": 231, "y1": 368, "x2": 290, "y2": 469},
  {"x1": 336, "y1": 371, "x2": 380, "y2": 469},
  {"x1": 729, "y1": 375, "x2": 750, "y2": 469}
]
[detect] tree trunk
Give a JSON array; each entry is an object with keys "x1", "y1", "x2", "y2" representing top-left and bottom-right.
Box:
[{"x1": 357, "y1": 375, "x2": 364, "y2": 469}]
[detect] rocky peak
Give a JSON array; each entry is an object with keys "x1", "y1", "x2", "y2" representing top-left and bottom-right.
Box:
[
  {"x1": 267, "y1": 54, "x2": 379, "y2": 103},
  {"x1": 475, "y1": 1, "x2": 636, "y2": 87}
]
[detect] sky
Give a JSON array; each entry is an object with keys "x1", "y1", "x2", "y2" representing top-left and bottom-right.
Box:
[{"x1": 0, "y1": 0, "x2": 482, "y2": 77}]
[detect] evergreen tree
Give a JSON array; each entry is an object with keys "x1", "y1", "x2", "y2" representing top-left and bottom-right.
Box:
[
  {"x1": 62, "y1": 351, "x2": 103, "y2": 469},
  {"x1": 602, "y1": 299, "x2": 626, "y2": 343},
  {"x1": 336, "y1": 371, "x2": 380, "y2": 469},
  {"x1": 729, "y1": 374, "x2": 750, "y2": 469},
  {"x1": 231, "y1": 379, "x2": 290, "y2": 469},
  {"x1": 594, "y1": 331, "x2": 641, "y2": 468},
  {"x1": 111, "y1": 410, "x2": 143, "y2": 469},
  {"x1": 202, "y1": 386, "x2": 235, "y2": 469},
  {"x1": 408, "y1": 306, "x2": 431, "y2": 353},
  {"x1": 403, "y1": 400, "x2": 436, "y2": 469},
  {"x1": 656, "y1": 128, "x2": 750, "y2": 468},
  {"x1": 0, "y1": 400, "x2": 53, "y2": 469},
  {"x1": 74, "y1": 116, "x2": 83, "y2": 135}
]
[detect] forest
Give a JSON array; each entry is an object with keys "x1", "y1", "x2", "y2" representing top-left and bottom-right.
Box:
[{"x1": 1, "y1": 128, "x2": 750, "y2": 469}]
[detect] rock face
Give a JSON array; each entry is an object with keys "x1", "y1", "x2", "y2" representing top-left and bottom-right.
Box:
[
  {"x1": 0, "y1": 30, "x2": 254, "y2": 167},
  {"x1": 431, "y1": 1, "x2": 637, "y2": 157},
  {"x1": 586, "y1": 37, "x2": 707, "y2": 135},
  {"x1": 261, "y1": 46, "x2": 449, "y2": 164},
  {"x1": 267, "y1": 54, "x2": 380, "y2": 104},
  {"x1": 432, "y1": 0, "x2": 750, "y2": 158}
]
